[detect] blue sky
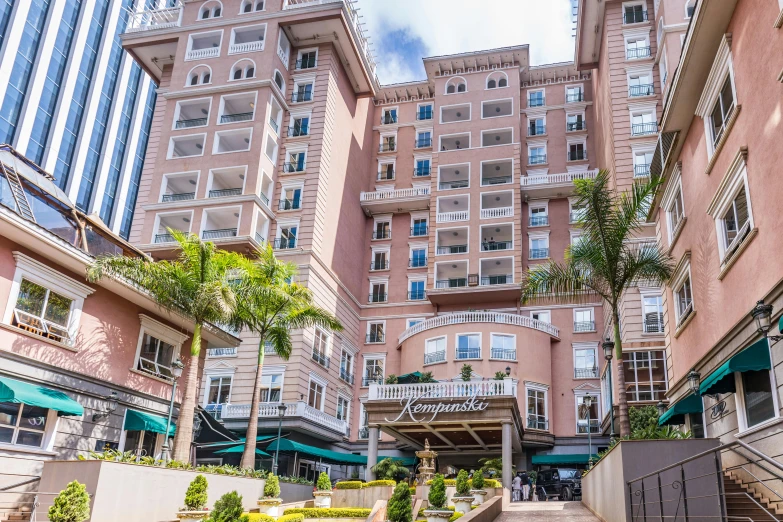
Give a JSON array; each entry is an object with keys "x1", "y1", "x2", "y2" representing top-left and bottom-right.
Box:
[{"x1": 359, "y1": 0, "x2": 576, "y2": 85}]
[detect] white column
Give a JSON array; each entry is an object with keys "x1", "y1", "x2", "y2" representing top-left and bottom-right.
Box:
[
  {"x1": 501, "y1": 421, "x2": 512, "y2": 508},
  {"x1": 366, "y1": 425, "x2": 379, "y2": 481}
]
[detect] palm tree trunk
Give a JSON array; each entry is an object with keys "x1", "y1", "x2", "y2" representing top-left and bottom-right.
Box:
[
  {"x1": 172, "y1": 323, "x2": 202, "y2": 462},
  {"x1": 612, "y1": 310, "x2": 632, "y2": 437},
  {"x1": 240, "y1": 338, "x2": 265, "y2": 469}
]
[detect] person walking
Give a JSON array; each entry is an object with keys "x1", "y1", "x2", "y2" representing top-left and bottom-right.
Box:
[
  {"x1": 512, "y1": 473, "x2": 522, "y2": 502},
  {"x1": 520, "y1": 471, "x2": 530, "y2": 501}
]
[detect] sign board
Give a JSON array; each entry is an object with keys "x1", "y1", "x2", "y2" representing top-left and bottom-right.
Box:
[{"x1": 385, "y1": 392, "x2": 490, "y2": 423}]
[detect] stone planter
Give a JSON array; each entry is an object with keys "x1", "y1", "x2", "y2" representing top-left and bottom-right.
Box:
[
  {"x1": 175, "y1": 510, "x2": 209, "y2": 520},
  {"x1": 452, "y1": 496, "x2": 473, "y2": 514},
  {"x1": 257, "y1": 498, "x2": 283, "y2": 516},
  {"x1": 314, "y1": 490, "x2": 333, "y2": 508},
  {"x1": 470, "y1": 489, "x2": 487, "y2": 506},
  {"x1": 424, "y1": 509, "x2": 453, "y2": 522}
]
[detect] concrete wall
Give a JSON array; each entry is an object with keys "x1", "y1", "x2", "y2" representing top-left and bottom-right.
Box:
[
  {"x1": 280, "y1": 482, "x2": 318, "y2": 503},
  {"x1": 331, "y1": 486, "x2": 394, "y2": 509}
]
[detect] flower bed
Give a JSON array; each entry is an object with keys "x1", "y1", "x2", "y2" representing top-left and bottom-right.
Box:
[{"x1": 283, "y1": 508, "x2": 372, "y2": 518}]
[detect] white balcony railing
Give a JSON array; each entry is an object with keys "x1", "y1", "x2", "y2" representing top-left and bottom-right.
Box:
[
  {"x1": 399, "y1": 311, "x2": 559, "y2": 344},
  {"x1": 521, "y1": 169, "x2": 599, "y2": 187},
  {"x1": 221, "y1": 400, "x2": 347, "y2": 434},
  {"x1": 368, "y1": 378, "x2": 516, "y2": 401},
  {"x1": 480, "y1": 207, "x2": 513, "y2": 219},
  {"x1": 125, "y1": 3, "x2": 182, "y2": 33},
  {"x1": 436, "y1": 211, "x2": 469, "y2": 223},
  {"x1": 186, "y1": 48, "x2": 220, "y2": 61},
  {"x1": 229, "y1": 41, "x2": 264, "y2": 54},
  {"x1": 207, "y1": 347, "x2": 238, "y2": 357},
  {"x1": 360, "y1": 187, "x2": 429, "y2": 202}
]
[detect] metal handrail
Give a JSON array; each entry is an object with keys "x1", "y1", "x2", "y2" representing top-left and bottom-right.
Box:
[{"x1": 0, "y1": 477, "x2": 40, "y2": 491}]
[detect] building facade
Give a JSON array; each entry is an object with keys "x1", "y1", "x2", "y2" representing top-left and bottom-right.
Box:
[{"x1": 0, "y1": 0, "x2": 157, "y2": 239}]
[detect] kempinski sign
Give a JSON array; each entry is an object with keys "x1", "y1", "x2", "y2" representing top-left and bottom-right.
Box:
[{"x1": 385, "y1": 392, "x2": 490, "y2": 423}]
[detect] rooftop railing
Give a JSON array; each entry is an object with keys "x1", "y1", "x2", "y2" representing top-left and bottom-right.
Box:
[
  {"x1": 398, "y1": 311, "x2": 559, "y2": 344},
  {"x1": 125, "y1": 3, "x2": 182, "y2": 33}
]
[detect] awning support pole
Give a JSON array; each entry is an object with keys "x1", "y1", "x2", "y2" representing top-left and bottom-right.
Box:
[{"x1": 501, "y1": 420, "x2": 512, "y2": 509}]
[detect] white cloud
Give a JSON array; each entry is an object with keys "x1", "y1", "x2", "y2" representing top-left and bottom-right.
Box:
[{"x1": 358, "y1": 0, "x2": 576, "y2": 85}]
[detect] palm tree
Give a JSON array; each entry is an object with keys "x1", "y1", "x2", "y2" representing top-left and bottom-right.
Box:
[
  {"x1": 229, "y1": 245, "x2": 343, "y2": 469},
  {"x1": 520, "y1": 170, "x2": 672, "y2": 436},
  {"x1": 371, "y1": 457, "x2": 411, "y2": 481},
  {"x1": 87, "y1": 230, "x2": 246, "y2": 462}
]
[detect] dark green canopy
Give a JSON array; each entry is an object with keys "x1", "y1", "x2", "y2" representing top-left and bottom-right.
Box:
[
  {"x1": 124, "y1": 409, "x2": 175, "y2": 436},
  {"x1": 265, "y1": 439, "x2": 367, "y2": 465},
  {"x1": 658, "y1": 394, "x2": 703, "y2": 426},
  {"x1": 700, "y1": 339, "x2": 771, "y2": 396},
  {"x1": 0, "y1": 376, "x2": 83, "y2": 416},
  {"x1": 531, "y1": 453, "x2": 599, "y2": 465},
  {"x1": 214, "y1": 444, "x2": 271, "y2": 457},
  {"x1": 397, "y1": 372, "x2": 423, "y2": 384}
]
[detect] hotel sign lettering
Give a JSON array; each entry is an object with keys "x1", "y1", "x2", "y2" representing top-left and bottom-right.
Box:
[{"x1": 385, "y1": 393, "x2": 490, "y2": 423}]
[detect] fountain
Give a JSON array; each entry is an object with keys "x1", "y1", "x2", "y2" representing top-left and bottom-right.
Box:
[{"x1": 415, "y1": 439, "x2": 437, "y2": 483}]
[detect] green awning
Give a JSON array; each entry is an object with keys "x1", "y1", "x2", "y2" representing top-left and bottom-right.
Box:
[
  {"x1": 531, "y1": 453, "x2": 599, "y2": 465},
  {"x1": 0, "y1": 376, "x2": 83, "y2": 416},
  {"x1": 214, "y1": 444, "x2": 271, "y2": 457},
  {"x1": 397, "y1": 372, "x2": 423, "y2": 384},
  {"x1": 658, "y1": 394, "x2": 703, "y2": 426},
  {"x1": 700, "y1": 339, "x2": 771, "y2": 396},
  {"x1": 779, "y1": 315, "x2": 783, "y2": 336},
  {"x1": 199, "y1": 435, "x2": 275, "y2": 449},
  {"x1": 265, "y1": 439, "x2": 367, "y2": 465},
  {"x1": 124, "y1": 409, "x2": 176, "y2": 436}
]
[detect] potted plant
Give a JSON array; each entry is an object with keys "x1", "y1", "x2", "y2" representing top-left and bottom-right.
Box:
[
  {"x1": 387, "y1": 482, "x2": 412, "y2": 522},
  {"x1": 207, "y1": 491, "x2": 247, "y2": 522},
  {"x1": 459, "y1": 364, "x2": 472, "y2": 382},
  {"x1": 177, "y1": 474, "x2": 210, "y2": 520},
  {"x1": 48, "y1": 480, "x2": 90, "y2": 522},
  {"x1": 469, "y1": 472, "x2": 487, "y2": 506},
  {"x1": 313, "y1": 472, "x2": 333, "y2": 508},
  {"x1": 257, "y1": 472, "x2": 283, "y2": 516},
  {"x1": 423, "y1": 474, "x2": 451, "y2": 522},
  {"x1": 452, "y1": 470, "x2": 473, "y2": 514}
]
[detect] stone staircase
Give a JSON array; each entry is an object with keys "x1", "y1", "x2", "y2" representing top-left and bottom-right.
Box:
[{"x1": 724, "y1": 472, "x2": 783, "y2": 521}]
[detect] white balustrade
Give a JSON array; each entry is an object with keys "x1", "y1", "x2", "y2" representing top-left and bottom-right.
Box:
[
  {"x1": 360, "y1": 187, "x2": 429, "y2": 202},
  {"x1": 436, "y1": 211, "x2": 469, "y2": 223},
  {"x1": 398, "y1": 311, "x2": 559, "y2": 344},
  {"x1": 368, "y1": 379, "x2": 516, "y2": 401},
  {"x1": 186, "y1": 47, "x2": 220, "y2": 61},
  {"x1": 229, "y1": 41, "x2": 264, "y2": 54},
  {"x1": 521, "y1": 169, "x2": 598, "y2": 187},
  {"x1": 220, "y1": 401, "x2": 347, "y2": 433},
  {"x1": 125, "y1": 4, "x2": 182, "y2": 33},
  {"x1": 480, "y1": 207, "x2": 513, "y2": 219}
]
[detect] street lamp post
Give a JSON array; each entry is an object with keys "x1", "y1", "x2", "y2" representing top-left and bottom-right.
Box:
[
  {"x1": 583, "y1": 395, "x2": 594, "y2": 466},
  {"x1": 273, "y1": 403, "x2": 287, "y2": 476},
  {"x1": 602, "y1": 338, "x2": 615, "y2": 438},
  {"x1": 161, "y1": 358, "x2": 185, "y2": 463}
]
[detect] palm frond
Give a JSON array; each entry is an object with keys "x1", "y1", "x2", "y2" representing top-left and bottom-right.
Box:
[{"x1": 521, "y1": 261, "x2": 608, "y2": 304}]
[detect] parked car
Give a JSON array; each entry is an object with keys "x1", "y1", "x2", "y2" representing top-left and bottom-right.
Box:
[{"x1": 535, "y1": 468, "x2": 582, "y2": 501}]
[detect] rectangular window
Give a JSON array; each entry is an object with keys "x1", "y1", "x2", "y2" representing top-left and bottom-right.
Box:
[
  {"x1": 412, "y1": 218, "x2": 428, "y2": 237},
  {"x1": 530, "y1": 237, "x2": 549, "y2": 259},
  {"x1": 367, "y1": 323, "x2": 384, "y2": 344},
  {"x1": 370, "y1": 282, "x2": 387, "y2": 303},
  {"x1": 529, "y1": 146, "x2": 546, "y2": 165},
  {"x1": 574, "y1": 346, "x2": 598, "y2": 379},
  {"x1": 566, "y1": 85, "x2": 583, "y2": 102},
  {"x1": 623, "y1": 351, "x2": 667, "y2": 402},
  {"x1": 568, "y1": 142, "x2": 586, "y2": 161},
  {"x1": 410, "y1": 248, "x2": 427, "y2": 268},
  {"x1": 378, "y1": 162, "x2": 394, "y2": 180},
  {"x1": 629, "y1": 73, "x2": 654, "y2": 97},
  {"x1": 279, "y1": 187, "x2": 301, "y2": 210},
  {"x1": 137, "y1": 333, "x2": 176, "y2": 379},
  {"x1": 308, "y1": 379, "x2": 324, "y2": 409},
  {"x1": 206, "y1": 376, "x2": 232, "y2": 405},
  {"x1": 528, "y1": 90, "x2": 545, "y2": 107},
  {"x1": 297, "y1": 50, "x2": 317, "y2": 69},
  {"x1": 371, "y1": 251, "x2": 388, "y2": 271},
  {"x1": 312, "y1": 328, "x2": 330, "y2": 367},
  {"x1": 531, "y1": 310, "x2": 551, "y2": 323},
  {"x1": 643, "y1": 295, "x2": 664, "y2": 333},
  {"x1": 0, "y1": 402, "x2": 48, "y2": 447},
  {"x1": 276, "y1": 226, "x2": 297, "y2": 249},
  {"x1": 425, "y1": 337, "x2": 446, "y2": 364},
  {"x1": 528, "y1": 117, "x2": 545, "y2": 136},
  {"x1": 530, "y1": 204, "x2": 548, "y2": 226},
  {"x1": 490, "y1": 334, "x2": 515, "y2": 361},
  {"x1": 567, "y1": 113, "x2": 585, "y2": 132},
  {"x1": 527, "y1": 389, "x2": 547, "y2": 430},
  {"x1": 416, "y1": 131, "x2": 432, "y2": 148},
  {"x1": 381, "y1": 108, "x2": 397, "y2": 125},
  {"x1": 417, "y1": 104, "x2": 433, "y2": 121},
  {"x1": 456, "y1": 334, "x2": 480, "y2": 360},
  {"x1": 260, "y1": 373, "x2": 282, "y2": 402},
  {"x1": 576, "y1": 395, "x2": 600, "y2": 434},
  {"x1": 339, "y1": 351, "x2": 354, "y2": 383},
  {"x1": 123, "y1": 429, "x2": 157, "y2": 457},
  {"x1": 626, "y1": 38, "x2": 651, "y2": 59},
  {"x1": 380, "y1": 135, "x2": 396, "y2": 152},
  {"x1": 290, "y1": 116, "x2": 309, "y2": 137},
  {"x1": 415, "y1": 158, "x2": 431, "y2": 177},
  {"x1": 631, "y1": 112, "x2": 656, "y2": 135},
  {"x1": 336, "y1": 395, "x2": 350, "y2": 422},
  {"x1": 741, "y1": 370, "x2": 776, "y2": 428},
  {"x1": 292, "y1": 82, "x2": 313, "y2": 103},
  {"x1": 574, "y1": 309, "x2": 595, "y2": 332},
  {"x1": 674, "y1": 275, "x2": 693, "y2": 326},
  {"x1": 720, "y1": 186, "x2": 750, "y2": 259},
  {"x1": 363, "y1": 358, "x2": 384, "y2": 385},
  {"x1": 285, "y1": 151, "x2": 306, "y2": 173},
  {"x1": 624, "y1": 3, "x2": 647, "y2": 24},
  {"x1": 409, "y1": 280, "x2": 425, "y2": 301},
  {"x1": 666, "y1": 185, "x2": 685, "y2": 238},
  {"x1": 12, "y1": 279, "x2": 73, "y2": 344},
  {"x1": 634, "y1": 150, "x2": 653, "y2": 177},
  {"x1": 710, "y1": 77, "x2": 735, "y2": 147},
  {"x1": 373, "y1": 221, "x2": 391, "y2": 240}
]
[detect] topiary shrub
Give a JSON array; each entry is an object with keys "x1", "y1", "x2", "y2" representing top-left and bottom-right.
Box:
[
  {"x1": 316, "y1": 472, "x2": 331, "y2": 491},
  {"x1": 184, "y1": 474, "x2": 209, "y2": 511},
  {"x1": 387, "y1": 482, "x2": 412, "y2": 522},
  {"x1": 455, "y1": 470, "x2": 470, "y2": 497},
  {"x1": 428, "y1": 474, "x2": 447, "y2": 510},
  {"x1": 244, "y1": 514, "x2": 274, "y2": 522},
  {"x1": 48, "y1": 480, "x2": 90, "y2": 522},
  {"x1": 364, "y1": 480, "x2": 396, "y2": 488},
  {"x1": 334, "y1": 481, "x2": 363, "y2": 490},
  {"x1": 208, "y1": 491, "x2": 247, "y2": 522},
  {"x1": 470, "y1": 472, "x2": 484, "y2": 491},
  {"x1": 264, "y1": 472, "x2": 281, "y2": 498},
  {"x1": 459, "y1": 364, "x2": 473, "y2": 382}
]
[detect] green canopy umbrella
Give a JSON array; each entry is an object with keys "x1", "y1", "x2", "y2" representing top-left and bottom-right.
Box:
[
  {"x1": 397, "y1": 372, "x2": 423, "y2": 384},
  {"x1": 214, "y1": 444, "x2": 271, "y2": 457}
]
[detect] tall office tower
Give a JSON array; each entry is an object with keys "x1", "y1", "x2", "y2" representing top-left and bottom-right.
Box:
[{"x1": 0, "y1": 0, "x2": 157, "y2": 239}]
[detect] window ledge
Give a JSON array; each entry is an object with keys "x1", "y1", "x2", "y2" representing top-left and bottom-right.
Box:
[
  {"x1": 489, "y1": 358, "x2": 517, "y2": 362},
  {"x1": 129, "y1": 368, "x2": 175, "y2": 385},
  {"x1": 573, "y1": 330, "x2": 597, "y2": 334},
  {"x1": 423, "y1": 360, "x2": 447, "y2": 367},
  {"x1": 0, "y1": 442, "x2": 57, "y2": 457},
  {"x1": 717, "y1": 228, "x2": 758, "y2": 280},
  {"x1": 735, "y1": 414, "x2": 783, "y2": 438},
  {"x1": 455, "y1": 358, "x2": 483, "y2": 362},
  {"x1": 667, "y1": 217, "x2": 687, "y2": 253},
  {"x1": 0, "y1": 322, "x2": 78, "y2": 352},
  {"x1": 673, "y1": 310, "x2": 697, "y2": 338},
  {"x1": 705, "y1": 105, "x2": 742, "y2": 175}
]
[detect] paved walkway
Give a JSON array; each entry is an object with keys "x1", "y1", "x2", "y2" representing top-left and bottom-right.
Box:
[{"x1": 494, "y1": 502, "x2": 601, "y2": 521}]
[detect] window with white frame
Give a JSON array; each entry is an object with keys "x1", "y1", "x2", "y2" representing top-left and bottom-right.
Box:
[
  {"x1": 378, "y1": 160, "x2": 394, "y2": 181},
  {"x1": 566, "y1": 85, "x2": 583, "y2": 103},
  {"x1": 416, "y1": 129, "x2": 432, "y2": 148},
  {"x1": 685, "y1": 0, "x2": 695, "y2": 18},
  {"x1": 381, "y1": 107, "x2": 398, "y2": 125},
  {"x1": 528, "y1": 116, "x2": 545, "y2": 136},
  {"x1": 205, "y1": 375, "x2": 232, "y2": 407},
  {"x1": 490, "y1": 334, "x2": 515, "y2": 361},
  {"x1": 121, "y1": 424, "x2": 160, "y2": 458},
  {"x1": 576, "y1": 393, "x2": 600, "y2": 433},
  {"x1": 633, "y1": 149, "x2": 653, "y2": 177},
  {"x1": 187, "y1": 66, "x2": 212, "y2": 86},
  {"x1": 9, "y1": 278, "x2": 77, "y2": 345},
  {"x1": 568, "y1": 141, "x2": 587, "y2": 161},
  {"x1": 288, "y1": 114, "x2": 310, "y2": 137},
  {"x1": 369, "y1": 281, "x2": 387, "y2": 303},
  {"x1": 642, "y1": 294, "x2": 664, "y2": 333},
  {"x1": 411, "y1": 215, "x2": 428, "y2": 237},
  {"x1": 626, "y1": 34, "x2": 651, "y2": 59},
  {"x1": 623, "y1": 350, "x2": 667, "y2": 401},
  {"x1": 336, "y1": 395, "x2": 350, "y2": 423},
  {"x1": 456, "y1": 333, "x2": 480, "y2": 360},
  {"x1": 630, "y1": 109, "x2": 656, "y2": 136},
  {"x1": 380, "y1": 134, "x2": 396, "y2": 152},
  {"x1": 696, "y1": 36, "x2": 737, "y2": 155},
  {"x1": 292, "y1": 78, "x2": 314, "y2": 103},
  {"x1": 671, "y1": 258, "x2": 694, "y2": 327},
  {"x1": 410, "y1": 246, "x2": 427, "y2": 268},
  {"x1": 339, "y1": 349, "x2": 354, "y2": 383},
  {"x1": 366, "y1": 322, "x2": 385, "y2": 344},
  {"x1": 529, "y1": 202, "x2": 548, "y2": 227},
  {"x1": 277, "y1": 32, "x2": 290, "y2": 69},
  {"x1": 296, "y1": 49, "x2": 317, "y2": 70},
  {"x1": 0, "y1": 401, "x2": 54, "y2": 448},
  {"x1": 566, "y1": 112, "x2": 585, "y2": 132},
  {"x1": 528, "y1": 89, "x2": 545, "y2": 107},
  {"x1": 279, "y1": 185, "x2": 302, "y2": 211},
  {"x1": 528, "y1": 144, "x2": 547, "y2": 165},
  {"x1": 531, "y1": 310, "x2": 551, "y2": 323},
  {"x1": 373, "y1": 218, "x2": 391, "y2": 240},
  {"x1": 415, "y1": 157, "x2": 431, "y2": 177},
  {"x1": 417, "y1": 103, "x2": 433, "y2": 121},
  {"x1": 574, "y1": 308, "x2": 595, "y2": 332},
  {"x1": 275, "y1": 223, "x2": 297, "y2": 249},
  {"x1": 425, "y1": 336, "x2": 446, "y2": 364},
  {"x1": 284, "y1": 148, "x2": 307, "y2": 173},
  {"x1": 199, "y1": 1, "x2": 222, "y2": 19},
  {"x1": 408, "y1": 278, "x2": 426, "y2": 301},
  {"x1": 623, "y1": 1, "x2": 647, "y2": 24},
  {"x1": 136, "y1": 318, "x2": 187, "y2": 380},
  {"x1": 240, "y1": 0, "x2": 264, "y2": 13},
  {"x1": 529, "y1": 234, "x2": 549, "y2": 260},
  {"x1": 406, "y1": 318, "x2": 424, "y2": 329},
  {"x1": 527, "y1": 385, "x2": 547, "y2": 430},
  {"x1": 307, "y1": 376, "x2": 325, "y2": 410},
  {"x1": 737, "y1": 368, "x2": 778, "y2": 429},
  {"x1": 710, "y1": 156, "x2": 753, "y2": 264},
  {"x1": 362, "y1": 356, "x2": 384, "y2": 385},
  {"x1": 370, "y1": 248, "x2": 389, "y2": 271},
  {"x1": 659, "y1": 47, "x2": 669, "y2": 89},
  {"x1": 569, "y1": 198, "x2": 586, "y2": 223},
  {"x1": 662, "y1": 168, "x2": 685, "y2": 243},
  {"x1": 574, "y1": 343, "x2": 598, "y2": 379},
  {"x1": 628, "y1": 70, "x2": 654, "y2": 97},
  {"x1": 260, "y1": 371, "x2": 283, "y2": 402},
  {"x1": 312, "y1": 328, "x2": 330, "y2": 367}
]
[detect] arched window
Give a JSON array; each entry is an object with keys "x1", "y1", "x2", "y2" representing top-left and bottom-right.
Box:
[
  {"x1": 274, "y1": 70, "x2": 285, "y2": 93},
  {"x1": 446, "y1": 85, "x2": 455, "y2": 94},
  {"x1": 186, "y1": 65, "x2": 213, "y2": 87},
  {"x1": 486, "y1": 71, "x2": 508, "y2": 89},
  {"x1": 199, "y1": 0, "x2": 222, "y2": 19},
  {"x1": 445, "y1": 76, "x2": 467, "y2": 94},
  {"x1": 457, "y1": 84, "x2": 466, "y2": 92},
  {"x1": 498, "y1": 77, "x2": 507, "y2": 87},
  {"x1": 241, "y1": 0, "x2": 264, "y2": 12},
  {"x1": 487, "y1": 79, "x2": 496, "y2": 89},
  {"x1": 230, "y1": 59, "x2": 256, "y2": 81}
]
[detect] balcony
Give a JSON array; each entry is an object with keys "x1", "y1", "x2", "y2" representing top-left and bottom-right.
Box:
[
  {"x1": 629, "y1": 84, "x2": 655, "y2": 97},
  {"x1": 162, "y1": 192, "x2": 195, "y2": 202},
  {"x1": 339, "y1": 368, "x2": 355, "y2": 385},
  {"x1": 566, "y1": 92, "x2": 584, "y2": 103},
  {"x1": 455, "y1": 347, "x2": 480, "y2": 360},
  {"x1": 202, "y1": 228, "x2": 238, "y2": 240},
  {"x1": 207, "y1": 166, "x2": 244, "y2": 199},
  {"x1": 221, "y1": 400, "x2": 346, "y2": 438},
  {"x1": 126, "y1": 4, "x2": 182, "y2": 33},
  {"x1": 186, "y1": 33, "x2": 222, "y2": 61},
  {"x1": 312, "y1": 350, "x2": 330, "y2": 368},
  {"x1": 414, "y1": 167, "x2": 431, "y2": 177},
  {"x1": 415, "y1": 137, "x2": 432, "y2": 149},
  {"x1": 220, "y1": 112, "x2": 253, "y2": 124},
  {"x1": 161, "y1": 172, "x2": 199, "y2": 203},
  {"x1": 644, "y1": 316, "x2": 664, "y2": 334},
  {"x1": 369, "y1": 260, "x2": 389, "y2": 271},
  {"x1": 362, "y1": 375, "x2": 383, "y2": 386},
  {"x1": 575, "y1": 367, "x2": 599, "y2": 379},
  {"x1": 480, "y1": 224, "x2": 513, "y2": 252},
  {"x1": 424, "y1": 350, "x2": 446, "y2": 365},
  {"x1": 360, "y1": 187, "x2": 429, "y2": 215},
  {"x1": 229, "y1": 25, "x2": 265, "y2": 54},
  {"x1": 529, "y1": 215, "x2": 548, "y2": 227},
  {"x1": 529, "y1": 248, "x2": 549, "y2": 260},
  {"x1": 435, "y1": 278, "x2": 467, "y2": 289},
  {"x1": 481, "y1": 159, "x2": 513, "y2": 186},
  {"x1": 440, "y1": 104, "x2": 470, "y2": 124},
  {"x1": 574, "y1": 321, "x2": 596, "y2": 332},
  {"x1": 410, "y1": 225, "x2": 428, "y2": 237},
  {"x1": 521, "y1": 168, "x2": 598, "y2": 198},
  {"x1": 436, "y1": 211, "x2": 468, "y2": 223},
  {"x1": 567, "y1": 121, "x2": 587, "y2": 132},
  {"x1": 626, "y1": 46, "x2": 652, "y2": 60},
  {"x1": 568, "y1": 150, "x2": 588, "y2": 161},
  {"x1": 278, "y1": 198, "x2": 301, "y2": 211},
  {"x1": 214, "y1": 128, "x2": 252, "y2": 153},
  {"x1": 208, "y1": 188, "x2": 241, "y2": 198},
  {"x1": 169, "y1": 134, "x2": 205, "y2": 159},
  {"x1": 482, "y1": 99, "x2": 513, "y2": 118},
  {"x1": 409, "y1": 257, "x2": 427, "y2": 268},
  {"x1": 491, "y1": 347, "x2": 516, "y2": 361},
  {"x1": 624, "y1": 10, "x2": 648, "y2": 24},
  {"x1": 399, "y1": 311, "x2": 559, "y2": 344},
  {"x1": 407, "y1": 290, "x2": 426, "y2": 301},
  {"x1": 528, "y1": 154, "x2": 547, "y2": 166},
  {"x1": 207, "y1": 347, "x2": 238, "y2": 357},
  {"x1": 272, "y1": 237, "x2": 297, "y2": 249},
  {"x1": 367, "y1": 379, "x2": 517, "y2": 401},
  {"x1": 482, "y1": 128, "x2": 513, "y2": 147},
  {"x1": 480, "y1": 274, "x2": 512, "y2": 286},
  {"x1": 527, "y1": 125, "x2": 546, "y2": 137},
  {"x1": 368, "y1": 293, "x2": 387, "y2": 303},
  {"x1": 634, "y1": 164, "x2": 651, "y2": 177},
  {"x1": 372, "y1": 229, "x2": 390, "y2": 240},
  {"x1": 436, "y1": 245, "x2": 467, "y2": 255},
  {"x1": 631, "y1": 122, "x2": 657, "y2": 136}
]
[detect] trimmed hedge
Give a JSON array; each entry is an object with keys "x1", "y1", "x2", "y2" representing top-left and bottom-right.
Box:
[
  {"x1": 364, "y1": 480, "x2": 396, "y2": 488},
  {"x1": 449, "y1": 512, "x2": 463, "y2": 522},
  {"x1": 283, "y1": 509, "x2": 372, "y2": 518},
  {"x1": 246, "y1": 514, "x2": 305, "y2": 522},
  {"x1": 424, "y1": 479, "x2": 500, "y2": 488},
  {"x1": 333, "y1": 480, "x2": 395, "y2": 490}
]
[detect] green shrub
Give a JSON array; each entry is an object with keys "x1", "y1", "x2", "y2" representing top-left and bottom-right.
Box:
[
  {"x1": 455, "y1": 470, "x2": 470, "y2": 497},
  {"x1": 334, "y1": 481, "x2": 363, "y2": 490},
  {"x1": 387, "y1": 482, "x2": 412, "y2": 522},
  {"x1": 184, "y1": 474, "x2": 209, "y2": 511},
  {"x1": 419, "y1": 372, "x2": 436, "y2": 383},
  {"x1": 48, "y1": 480, "x2": 90, "y2": 522},
  {"x1": 385, "y1": 374, "x2": 398, "y2": 384},
  {"x1": 493, "y1": 371, "x2": 506, "y2": 381},
  {"x1": 283, "y1": 508, "x2": 371, "y2": 518},
  {"x1": 264, "y1": 473, "x2": 280, "y2": 498},
  {"x1": 244, "y1": 514, "x2": 305, "y2": 522},
  {"x1": 449, "y1": 512, "x2": 463, "y2": 522},
  {"x1": 316, "y1": 472, "x2": 332, "y2": 492},
  {"x1": 371, "y1": 458, "x2": 410, "y2": 482},
  {"x1": 364, "y1": 480, "x2": 396, "y2": 488},
  {"x1": 470, "y1": 472, "x2": 484, "y2": 490},
  {"x1": 424, "y1": 478, "x2": 499, "y2": 489},
  {"x1": 428, "y1": 474, "x2": 447, "y2": 510},
  {"x1": 409, "y1": 486, "x2": 416, "y2": 496},
  {"x1": 481, "y1": 479, "x2": 500, "y2": 488},
  {"x1": 208, "y1": 491, "x2": 247, "y2": 522},
  {"x1": 459, "y1": 364, "x2": 473, "y2": 382}
]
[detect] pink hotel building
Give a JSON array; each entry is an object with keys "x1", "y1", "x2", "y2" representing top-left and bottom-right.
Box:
[{"x1": 106, "y1": 0, "x2": 783, "y2": 480}]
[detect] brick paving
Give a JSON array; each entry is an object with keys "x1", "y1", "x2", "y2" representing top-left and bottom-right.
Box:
[{"x1": 495, "y1": 502, "x2": 601, "y2": 522}]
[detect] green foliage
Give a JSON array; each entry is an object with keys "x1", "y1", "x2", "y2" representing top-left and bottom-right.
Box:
[
  {"x1": 372, "y1": 457, "x2": 410, "y2": 481},
  {"x1": 48, "y1": 480, "x2": 90, "y2": 522},
  {"x1": 334, "y1": 481, "x2": 363, "y2": 490},
  {"x1": 316, "y1": 472, "x2": 332, "y2": 491},
  {"x1": 629, "y1": 405, "x2": 660, "y2": 432},
  {"x1": 264, "y1": 472, "x2": 281, "y2": 498},
  {"x1": 470, "y1": 472, "x2": 484, "y2": 490},
  {"x1": 425, "y1": 478, "x2": 499, "y2": 489},
  {"x1": 385, "y1": 374, "x2": 398, "y2": 384},
  {"x1": 449, "y1": 512, "x2": 463, "y2": 522},
  {"x1": 428, "y1": 474, "x2": 447, "y2": 510},
  {"x1": 364, "y1": 480, "x2": 397, "y2": 488},
  {"x1": 387, "y1": 482, "x2": 412, "y2": 522},
  {"x1": 476, "y1": 457, "x2": 504, "y2": 477},
  {"x1": 459, "y1": 364, "x2": 473, "y2": 382},
  {"x1": 493, "y1": 371, "x2": 506, "y2": 381},
  {"x1": 208, "y1": 491, "x2": 247, "y2": 522},
  {"x1": 278, "y1": 475, "x2": 314, "y2": 486},
  {"x1": 527, "y1": 470, "x2": 537, "y2": 484},
  {"x1": 409, "y1": 486, "x2": 416, "y2": 496},
  {"x1": 184, "y1": 475, "x2": 209, "y2": 511},
  {"x1": 282, "y1": 509, "x2": 371, "y2": 518},
  {"x1": 350, "y1": 470, "x2": 360, "y2": 479},
  {"x1": 245, "y1": 515, "x2": 305, "y2": 522},
  {"x1": 419, "y1": 372, "x2": 437, "y2": 383},
  {"x1": 455, "y1": 470, "x2": 470, "y2": 497}
]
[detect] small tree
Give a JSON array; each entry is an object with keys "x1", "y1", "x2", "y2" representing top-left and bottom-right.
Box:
[
  {"x1": 493, "y1": 371, "x2": 506, "y2": 381},
  {"x1": 471, "y1": 472, "x2": 485, "y2": 491},
  {"x1": 208, "y1": 491, "x2": 247, "y2": 522},
  {"x1": 428, "y1": 474, "x2": 447, "y2": 510},
  {"x1": 385, "y1": 374, "x2": 398, "y2": 385},
  {"x1": 184, "y1": 474, "x2": 209, "y2": 511},
  {"x1": 459, "y1": 364, "x2": 473, "y2": 382},
  {"x1": 316, "y1": 472, "x2": 332, "y2": 491},
  {"x1": 48, "y1": 480, "x2": 90, "y2": 522},
  {"x1": 264, "y1": 472, "x2": 281, "y2": 498},
  {"x1": 372, "y1": 457, "x2": 410, "y2": 482},
  {"x1": 455, "y1": 470, "x2": 470, "y2": 497},
  {"x1": 388, "y1": 481, "x2": 412, "y2": 522},
  {"x1": 420, "y1": 372, "x2": 436, "y2": 383}
]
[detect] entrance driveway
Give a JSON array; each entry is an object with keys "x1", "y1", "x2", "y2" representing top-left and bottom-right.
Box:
[{"x1": 495, "y1": 502, "x2": 601, "y2": 522}]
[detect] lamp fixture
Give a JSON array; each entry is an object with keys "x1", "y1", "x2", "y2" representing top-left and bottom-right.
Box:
[
  {"x1": 505, "y1": 366, "x2": 511, "y2": 376},
  {"x1": 656, "y1": 401, "x2": 666, "y2": 417},
  {"x1": 92, "y1": 391, "x2": 119, "y2": 422},
  {"x1": 602, "y1": 337, "x2": 614, "y2": 361},
  {"x1": 686, "y1": 369, "x2": 701, "y2": 395},
  {"x1": 751, "y1": 300, "x2": 782, "y2": 343}
]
